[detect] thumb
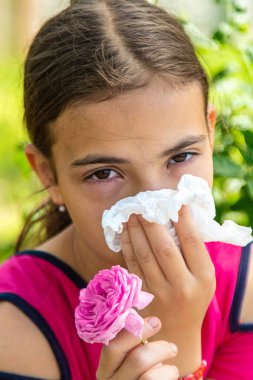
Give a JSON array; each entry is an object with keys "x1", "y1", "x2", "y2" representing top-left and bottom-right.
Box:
[{"x1": 141, "y1": 316, "x2": 162, "y2": 341}]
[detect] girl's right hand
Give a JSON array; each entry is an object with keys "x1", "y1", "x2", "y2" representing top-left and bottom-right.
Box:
[{"x1": 96, "y1": 317, "x2": 179, "y2": 380}]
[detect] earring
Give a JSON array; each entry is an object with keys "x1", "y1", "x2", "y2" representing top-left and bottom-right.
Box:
[{"x1": 58, "y1": 205, "x2": 66, "y2": 213}]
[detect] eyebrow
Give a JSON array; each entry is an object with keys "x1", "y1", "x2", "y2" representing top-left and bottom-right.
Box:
[
  {"x1": 71, "y1": 155, "x2": 131, "y2": 167},
  {"x1": 160, "y1": 134, "x2": 206, "y2": 157},
  {"x1": 70, "y1": 134, "x2": 206, "y2": 167}
]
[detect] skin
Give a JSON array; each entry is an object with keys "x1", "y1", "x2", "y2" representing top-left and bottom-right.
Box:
[{"x1": 1, "y1": 79, "x2": 219, "y2": 379}]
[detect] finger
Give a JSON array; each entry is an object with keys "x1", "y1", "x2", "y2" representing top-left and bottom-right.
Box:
[
  {"x1": 139, "y1": 364, "x2": 179, "y2": 380},
  {"x1": 138, "y1": 216, "x2": 189, "y2": 286},
  {"x1": 97, "y1": 317, "x2": 162, "y2": 380},
  {"x1": 173, "y1": 205, "x2": 214, "y2": 276},
  {"x1": 118, "y1": 340, "x2": 178, "y2": 380},
  {"x1": 120, "y1": 222, "x2": 147, "y2": 287},
  {"x1": 126, "y1": 215, "x2": 166, "y2": 289}
]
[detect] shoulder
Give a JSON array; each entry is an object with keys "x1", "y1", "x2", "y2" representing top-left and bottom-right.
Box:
[
  {"x1": 0, "y1": 301, "x2": 60, "y2": 379},
  {"x1": 0, "y1": 251, "x2": 87, "y2": 378},
  {"x1": 0, "y1": 250, "x2": 81, "y2": 295},
  {"x1": 0, "y1": 252, "x2": 58, "y2": 303}
]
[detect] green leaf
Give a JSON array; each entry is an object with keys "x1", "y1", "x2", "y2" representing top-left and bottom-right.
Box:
[
  {"x1": 247, "y1": 179, "x2": 253, "y2": 199},
  {"x1": 212, "y1": 68, "x2": 231, "y2": 82},
  {"x1": 213, "y1": 155, "x2": 244, "y2": 177},
  {"x1": 243, "y1": 130, "x2": 253, "y2": 145}
]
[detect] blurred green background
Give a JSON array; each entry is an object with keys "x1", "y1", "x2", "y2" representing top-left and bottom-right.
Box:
[{"x1": 0, "y1": 0, "x2": 253, "y2": 261}]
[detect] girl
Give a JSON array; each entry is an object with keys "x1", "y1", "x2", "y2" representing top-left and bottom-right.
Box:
[{"x1": 0, "y1": 0, "x2": 252, "y2": 379}]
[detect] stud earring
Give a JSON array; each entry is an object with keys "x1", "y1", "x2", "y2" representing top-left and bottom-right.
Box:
[{"x1": 58, "y1": 205, "x2": 66, "y2": 213}]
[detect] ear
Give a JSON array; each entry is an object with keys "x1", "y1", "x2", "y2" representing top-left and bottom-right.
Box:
[
  {"x1": 25, "y1": 144, "x2": 64, "y2": 206},
  {"x1": 207, "y1": 104, "x2": 216, "y2": 151}
]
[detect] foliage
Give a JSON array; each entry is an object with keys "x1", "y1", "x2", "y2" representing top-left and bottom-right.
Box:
[
  {"x1": 183, "y1": 0, "x2": 253, "y2": 227},
  {"x1": 0, "y1": 58, "x2": 41, "y2": 260},
  {"x1": 1, "y1": 0, "x2": 253, "y2": 261}
]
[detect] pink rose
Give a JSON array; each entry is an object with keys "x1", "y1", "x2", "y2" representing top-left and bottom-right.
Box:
[{"x1": 75, "y1": 265, "x2": 154, "y2": 345}]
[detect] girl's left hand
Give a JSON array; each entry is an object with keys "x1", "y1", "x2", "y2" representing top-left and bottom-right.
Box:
[{"x1": 120, "y1": 205, "x2": 216, "y2": 376}]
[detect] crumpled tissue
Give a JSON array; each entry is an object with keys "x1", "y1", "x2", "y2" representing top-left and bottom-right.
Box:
[{"x1": 102, "y1": 174, "x2": 252, "y2": 252}]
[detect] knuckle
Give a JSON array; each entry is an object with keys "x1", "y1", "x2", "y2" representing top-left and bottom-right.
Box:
[
  {"x1": 106, "y1": 339, "x2": 121, "y2": 358},
  {"x1": 135, "y1": 248, "x2": 151, "y2": 264},
  {"x1": 124, "y1": 252, "x2": 138, "y2": 267},
  {"x1": 201, "y1": 263, "x2": 216, "y2": 288},
  {"x1": 206, "y1": 276, "x2": 216, "y2": 297},
  {"x1": 174, "y1": 285, "x2": 192, "y2": 303},
  {"x1": 120, "y1": 231, "x2": 131, "y2": 245},
  {"x1": 129, "y1": 348, "x2": 148, "y2": 369},
  {"x1": 155, "y1": 241, "x2": 174, "y2": 258},
  {"x1": 183, "y1": 231, "x2": 202, "y2": 247}
]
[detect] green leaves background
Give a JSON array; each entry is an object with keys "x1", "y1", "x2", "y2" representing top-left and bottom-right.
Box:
[{"x1": 189, "y1": 0, "x2": 253, "y2": 227}]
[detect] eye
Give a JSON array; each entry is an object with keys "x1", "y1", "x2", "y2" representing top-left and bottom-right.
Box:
[
  {"x1": 88, "y1": 168, "x2": 119, "y2": 180},
  {"x1": 169, "y1": 152, "x2": 196, "y2": 164}
]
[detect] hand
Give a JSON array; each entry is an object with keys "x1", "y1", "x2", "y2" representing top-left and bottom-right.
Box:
[
  {"x1": 96, "y1": 317, "x2": 179, "y2": 380},
  {"x1": 120, "y1": 205, "x2": 216, "y2": 375}
]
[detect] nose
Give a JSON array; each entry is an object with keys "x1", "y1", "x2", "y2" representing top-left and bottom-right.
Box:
[{"x1": 129, "y1": 174, "x2": 179, "y2": 195}]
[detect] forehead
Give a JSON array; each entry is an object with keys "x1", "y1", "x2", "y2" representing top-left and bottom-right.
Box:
[{"x1": 52, "y1": 80, "x2": 206, "y2": 152}]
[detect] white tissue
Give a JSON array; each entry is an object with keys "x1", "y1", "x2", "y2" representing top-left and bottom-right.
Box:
[{"x1": 102, "y1": 174, "x2": 252, "y2": 252}]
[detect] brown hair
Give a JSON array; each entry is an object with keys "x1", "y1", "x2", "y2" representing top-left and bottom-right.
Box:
[{"x1": 17, "y1": 0, "x2": 209, "y2": 250}]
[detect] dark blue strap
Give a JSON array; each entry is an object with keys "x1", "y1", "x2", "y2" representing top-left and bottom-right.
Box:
[
  {"x1": 0, "y1": 293, "x2": 71, "y2": 380},
  {"x1": 230, "y1": 243, "x2": 253, "y2": 332},
  {"x1": 15, "y1": 250, "x2": 86, "y2": 289},
  {"x1": 0, "y1": 372, "x2": 46, "y2": 380}
]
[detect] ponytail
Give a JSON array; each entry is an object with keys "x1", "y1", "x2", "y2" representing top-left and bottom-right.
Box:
[{"x1": 15, "y1": 199, "x2": 71, "y2": 251}]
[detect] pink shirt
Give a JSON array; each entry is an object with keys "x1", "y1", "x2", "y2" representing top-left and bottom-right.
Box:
[
  {"x1": 202, "y1": 242, "x2": 253, "y2": 379},
  {"x1": 0, "y1": 241, "x2": 252, "y2": 379}
]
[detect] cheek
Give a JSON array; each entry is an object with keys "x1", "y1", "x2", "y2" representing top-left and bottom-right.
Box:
[
  {"x1": 57, "y1": 174, "x2": 125, "y2": 235},
  {"x1": 172, "y1": 154, "x2": 213, "y2": 188},
  {"x1": 61, "y1": 185, "x2": 115, "y2": 235},
  {"x1": 191, "y1": 157, "x2": 213, "y2": 188},
  {"x1": 66, "y1": 197, "x2": 104, "y2": 227},
  {"x1": 83, "y1": 181, "x2": 125, "y2": 203},
  {"x1": 68, "y1": 201, "x2": 106, "y2": 241},
  {"x1": 68, "y1": 203, "x2": 114, "y2": 253}
]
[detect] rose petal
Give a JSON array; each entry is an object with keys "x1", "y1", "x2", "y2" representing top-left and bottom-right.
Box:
[
  {"x1": 134, "y1": 291, "x2": 154, "y2": 310},
  {"x1": 101, "y1": 313, "x2": 128, "y2": 345},
  {"x1": 124, "y1": 308, "x2": 144, "y2": 339}
]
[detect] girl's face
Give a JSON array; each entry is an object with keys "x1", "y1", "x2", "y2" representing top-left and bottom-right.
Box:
[{"x1": 32, "y1": 80, "x2": 215, "y2": 264}]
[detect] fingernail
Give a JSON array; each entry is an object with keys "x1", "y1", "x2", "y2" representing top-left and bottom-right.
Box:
[
  {"x1": 179, "y1": 204, "x2": 188, "y2": 216},
  {"x1": 147, "y1": 317, "x2": 160, "y2": 329},
  {"x1": 172, "y1": 365, "x2": 179, "y2": 377},
  {"x1": 171, "y1": 344, "x2": 178, "y2": 354}
]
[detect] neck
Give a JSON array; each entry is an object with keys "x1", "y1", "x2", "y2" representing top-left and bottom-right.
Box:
[{"x1": 37, "y1": 224, "x2": 125, "y2": 283}]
